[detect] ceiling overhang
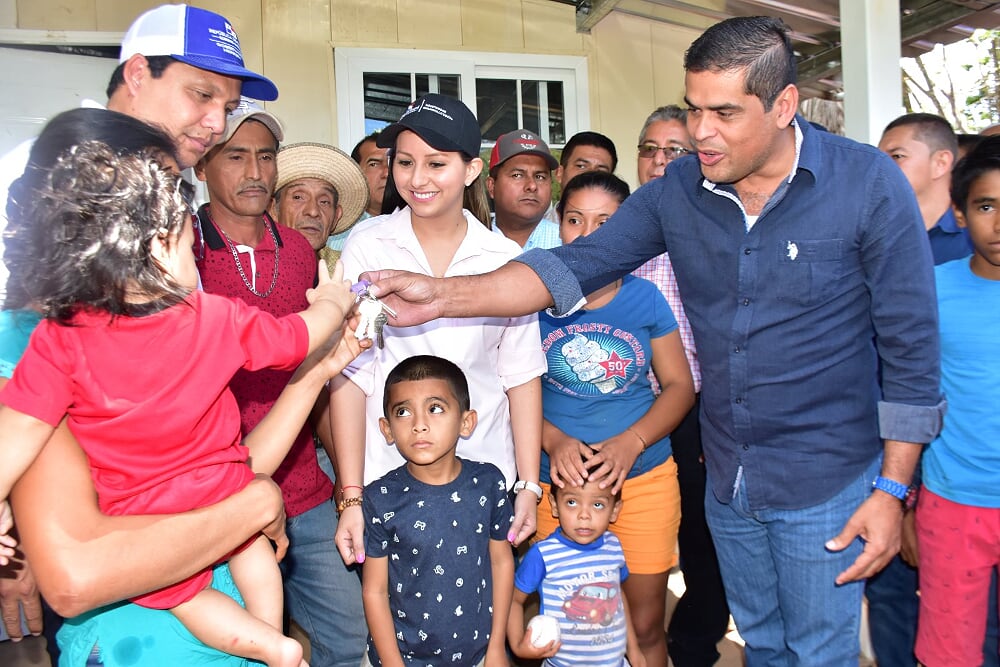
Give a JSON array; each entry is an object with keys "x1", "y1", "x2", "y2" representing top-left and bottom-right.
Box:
[{"x1": 568, "y1": 0, "x2": 1000, "y2": 99}]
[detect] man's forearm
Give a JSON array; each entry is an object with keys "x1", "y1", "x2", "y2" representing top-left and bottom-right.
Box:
[
  {"x1": 440, "y1": 262, "x2": 553, "y2": 318},
  {"x1": 879, "y1": 439, "x2": 923, "y2": 487},
  {"x1": 11, "y1": 424, "x2": 282, "y2": 617}
]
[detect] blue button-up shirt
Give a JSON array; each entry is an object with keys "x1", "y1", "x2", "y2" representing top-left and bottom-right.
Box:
[{"x1": 516, "y1": 117, "x2": 944, "y2": 510}]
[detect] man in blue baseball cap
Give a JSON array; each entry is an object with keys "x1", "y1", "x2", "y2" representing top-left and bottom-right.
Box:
[
  {"x1": 0, "y1": 5, "x2": 284, "y2": 664},
  {"x1": 108, "y1": 3, "x2": 277, "y2": 169}
]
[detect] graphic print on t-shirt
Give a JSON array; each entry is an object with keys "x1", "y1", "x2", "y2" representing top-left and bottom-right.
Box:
[
  {"x1": 542, "y1": 326, "x2": 644, "y2": 396},
  {"x1": 561, "y1": 579, "x2": 623, "y2": 628}
]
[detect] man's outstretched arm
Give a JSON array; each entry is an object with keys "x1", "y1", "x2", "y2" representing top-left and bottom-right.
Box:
[{"x1": 364, "y1": 261, "x2": 555, "y2": 327}]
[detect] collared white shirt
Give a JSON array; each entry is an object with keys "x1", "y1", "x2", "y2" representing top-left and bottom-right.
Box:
[{"x1": 340, "y1": 207, "x2": 547, "y2": 487}]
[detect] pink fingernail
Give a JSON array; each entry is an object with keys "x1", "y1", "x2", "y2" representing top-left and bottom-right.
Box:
[
  {"x1": 507, "y1": 531, "x2": 516, "y2": 542},
  {"x1": 357, "y1": 553, "x2": 365, "y2": 563}
]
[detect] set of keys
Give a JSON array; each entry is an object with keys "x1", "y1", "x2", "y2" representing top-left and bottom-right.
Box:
[{"x1": 351, "y1": 280, "x2": 397, "y2": 349}]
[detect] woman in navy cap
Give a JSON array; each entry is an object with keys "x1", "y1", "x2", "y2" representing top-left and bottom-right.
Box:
[{"x1": 331, "y1": 93, "x2": 546, "y2": 575}]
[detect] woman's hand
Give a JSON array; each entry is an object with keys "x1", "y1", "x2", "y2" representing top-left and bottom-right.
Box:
[
  {"x1": 0, "y1": 502, "x2": 17, "y2": 566},
  {"x1": 335, "y1": 504, "x2": 366, "y2": 565},
  {"x1": 0, "y1": 538, "x2": 42, "y2": 641},
  {"x1": 508, "y1": 492, "x2": 538, "y2": 547},
  {"x1": 249, "y1": 475, "x2": 289, "y2": 561},
  {"x1": 542, "y1": 420, "x2": 595, "y2": 489},
  {"x1": 584, "y1": 431, "x2": 644, "y2": 496}
]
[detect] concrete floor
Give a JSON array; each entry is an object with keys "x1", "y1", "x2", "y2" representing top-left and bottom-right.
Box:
[
  {"x1": 0, "y1": 568, "x2": 746, "y2": 666},
  {"x1": 3, "y1": 566, "x2": 891, "y2": 666}
]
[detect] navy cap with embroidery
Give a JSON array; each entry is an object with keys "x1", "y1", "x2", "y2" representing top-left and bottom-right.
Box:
[{"x1": 376, "y1": 94, "x2": 481, "y2": 158}]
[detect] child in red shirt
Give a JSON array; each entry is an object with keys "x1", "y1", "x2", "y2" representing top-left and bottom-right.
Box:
[{"x1": 0, "y1": 132, "x2": 356, "y2": 667}]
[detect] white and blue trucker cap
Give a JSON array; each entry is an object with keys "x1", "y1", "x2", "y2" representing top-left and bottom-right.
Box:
[{"x1": 119, "y1": 4, "x2": 278, "y2": 102}]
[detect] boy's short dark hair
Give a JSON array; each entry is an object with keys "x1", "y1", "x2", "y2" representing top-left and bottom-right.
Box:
[
  {"x1": 560, "y1": 131, "x2": 618, "y2": 171},
  {"x1": 383, "y1": 355, "x2": 471, "y2": 415},
  {"x1": 951, "y1": 135, "x2": 1000, "y2": 214}
]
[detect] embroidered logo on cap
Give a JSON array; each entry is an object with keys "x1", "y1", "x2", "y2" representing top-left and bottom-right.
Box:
[{"x1": 207, "y1": 21, "x2": 244, "y2": 60}]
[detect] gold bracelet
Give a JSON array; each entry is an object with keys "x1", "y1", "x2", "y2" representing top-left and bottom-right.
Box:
[
  {"x1": 627, "y1": 426, "x2": 649, "y2": 450},
  {"x1": 337, "y1": 496, "x2": 363, "y2": 514}
]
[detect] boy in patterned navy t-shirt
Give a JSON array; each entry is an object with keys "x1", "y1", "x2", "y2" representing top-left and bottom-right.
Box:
[{"x1": 361, "y1": 355, "x2": 514, "y2": 667}]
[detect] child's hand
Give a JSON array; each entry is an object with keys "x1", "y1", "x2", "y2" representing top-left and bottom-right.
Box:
[
  {"x1": 305, "y1": 260, "x2": 355, "y2": 321},
  {"x1": 322, "y1": 320, "x2": 371, "y2": 375},
  {"x1": 509, "y1": 631, "x2": 560, "y2": 660},
  {"x1": 299, "y1": 320, "x2": 372, "y2": 381},
  {"x1": 0, "y1": 501, "x2": 18, "y2": 566}
]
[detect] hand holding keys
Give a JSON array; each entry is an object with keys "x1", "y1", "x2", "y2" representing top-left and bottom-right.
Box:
[{"x1": 352, "y1": 280, "x2": 396, "y2": 349}]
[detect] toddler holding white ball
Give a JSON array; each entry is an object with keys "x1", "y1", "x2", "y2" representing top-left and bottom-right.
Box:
[{"x1": 507, "y1": 464, "x2": 644, "y2": 666}]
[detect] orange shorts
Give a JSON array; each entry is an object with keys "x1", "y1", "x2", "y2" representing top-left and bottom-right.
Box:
[{"x1": 536, "y1": 457, "x2": 680, "y2": 575}]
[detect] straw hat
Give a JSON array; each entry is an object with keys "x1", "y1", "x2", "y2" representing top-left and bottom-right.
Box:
[{"x1": 275, "y1": 142, "x2": 370, "y2": 235}]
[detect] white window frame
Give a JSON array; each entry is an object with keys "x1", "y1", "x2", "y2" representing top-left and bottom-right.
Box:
[{"x1": 334, "y1": 47, "x2": 589, "y2": 151}]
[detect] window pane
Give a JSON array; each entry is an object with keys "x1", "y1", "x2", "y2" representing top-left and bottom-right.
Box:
[
  {"x1": 477, "y1": 78, "x2": 566, "y2": 145},
  {"x1": 362, "y1": 73, "x2": 461, "y2": 134},
  {"x1": 476, "y1": 78, "x2": 518, "y2": 142},
  {"x1": 522, "y1": 80, "x2": 565, "y2": 145},
  {"x1": 546, "y1": 82, "x2": 566, "y2": 146},
  {"x1": 415, "y1": 74, "x2": 459, "y2": 98},
  {"x1": 521, "y1": 80, "x2": 540, "y2": 137},
  {"x1": 363, "y1": 72, "x2": 411, "y2": 134}
]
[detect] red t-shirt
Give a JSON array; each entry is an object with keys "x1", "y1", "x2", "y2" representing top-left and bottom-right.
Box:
[
  {"x1": 196, "y1": 208, "x2": 332, "y2": 517},
  {"x1": 1, "y1": 291, "x2": 308, "y2": 517}
]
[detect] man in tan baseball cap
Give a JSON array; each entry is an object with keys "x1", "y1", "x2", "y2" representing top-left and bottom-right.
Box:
[{"x1": 271, "y1": 143, "x2": 369, "y2": 272}]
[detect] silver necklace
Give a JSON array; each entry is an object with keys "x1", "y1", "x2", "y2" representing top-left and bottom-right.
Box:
[{"x1": 217, "y1": 218, "x2": 281, "y2": 298}]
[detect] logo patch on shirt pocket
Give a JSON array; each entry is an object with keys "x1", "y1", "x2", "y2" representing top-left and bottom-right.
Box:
[{"x1": 776, "y1": 239, "x2": 845, "y2": 305}]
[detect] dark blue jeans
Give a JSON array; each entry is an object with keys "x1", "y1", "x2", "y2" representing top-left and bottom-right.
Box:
[
  {"x1": 280, "y1": 448, "x2": 367, "y2": 667},
  {"x1": 706, "y1": 457, "x2": 879, "y2": 666}
]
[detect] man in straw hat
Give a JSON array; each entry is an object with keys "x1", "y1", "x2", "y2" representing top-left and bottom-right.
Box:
[{"x1": 272, "y1": 143, "x2": 369, "y2": 273}]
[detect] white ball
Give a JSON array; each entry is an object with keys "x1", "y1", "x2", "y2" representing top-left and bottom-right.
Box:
[{"x1": 527, "y1": 614, "x2": 561, "y2": 647}]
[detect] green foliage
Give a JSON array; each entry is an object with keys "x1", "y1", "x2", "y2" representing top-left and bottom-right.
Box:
[{"x1": 902, "y1": 29, "x2": 999, "y2": 132}]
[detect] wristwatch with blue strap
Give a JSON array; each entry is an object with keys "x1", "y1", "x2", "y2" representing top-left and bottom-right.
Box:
[{"x1": 872, "y1": 475, "x2": 918, "y2": 510}]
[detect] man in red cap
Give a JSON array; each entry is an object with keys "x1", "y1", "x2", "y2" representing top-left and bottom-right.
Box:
[{"x1": 487, "y1": 129, "x2": 561, "y2": 250}]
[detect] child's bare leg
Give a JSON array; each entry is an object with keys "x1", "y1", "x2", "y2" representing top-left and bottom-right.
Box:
[
  {"x1": 172, "y1": 587, "x2": 305, "y2": 667},
  {"x1": 173, "y1": 537, "x2": 303, "y2": 667},
  {"x1": 229, "y1": 534, "x2": 286, "y2": 630}
]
